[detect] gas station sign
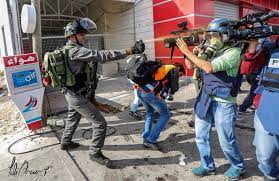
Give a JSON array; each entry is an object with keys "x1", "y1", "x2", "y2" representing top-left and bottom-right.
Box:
[
  {"x1": 11, "y1": 88, "x2": 44, "y2": 130},
  {"x1": 3, "y1": 52, "x2": 38, "y2": 67},
  {"x1": 3, "y1": 53, "x2": 44, "y2": 130},
  {"x1": 3, "y1": 53, "x2": 42, "y2": 95}
]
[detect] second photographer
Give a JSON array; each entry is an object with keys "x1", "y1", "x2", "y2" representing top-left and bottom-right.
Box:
[{"x1": 176, "y1": 18, "x2": 246, "y2": 180}]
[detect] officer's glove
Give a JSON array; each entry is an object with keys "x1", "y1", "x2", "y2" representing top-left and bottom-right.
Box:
[{"x1": 131, "y1": 40, "x2": 145, "y2": 54}]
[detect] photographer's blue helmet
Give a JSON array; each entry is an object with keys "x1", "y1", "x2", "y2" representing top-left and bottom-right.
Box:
[
  {"x1": 64, "y1": 18, "x2": 97, "y2": 38},
  {"x1": 207, "y1": 18, "x2": 234, "y2": 42},
  {"x1": 207, "y1": 19, "x2": 232, "y2": 33}
]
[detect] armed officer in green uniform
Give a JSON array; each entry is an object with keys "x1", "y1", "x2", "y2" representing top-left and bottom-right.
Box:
[{"x1": 60, "y1": 18, "x2": 145, "y2": 168}]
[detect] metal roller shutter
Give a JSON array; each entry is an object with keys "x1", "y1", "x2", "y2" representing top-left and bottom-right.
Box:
[{"x1": 214, "y1": 1, "x2": 239, "y2": 20}]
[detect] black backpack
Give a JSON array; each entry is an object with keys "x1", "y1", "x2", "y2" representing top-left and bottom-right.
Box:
[
  {"x1": 154, "y1": 66, "x2": 180, "y2": 95},
  {"x1": 167, "y1": 68, "x2": 180, "y2": 94},
  {"x1": 126, "y1": 55, "x2": 162, "y2": 85}
]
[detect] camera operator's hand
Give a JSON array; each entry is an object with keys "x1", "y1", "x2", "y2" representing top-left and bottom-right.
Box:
[
  {"x1": 176, "y1": 38, "x2": 190, "y2": 54},
  {"x1": 247, "y1": 39, "x2": 258, "y2": 53},
  {"x1": 131, "y1": 40, "x2": 145, "y2": 54},
  {"x1": 193, "y1": 46, "x2": 204, "y2": 55},
  {"x1": 193, "y1": 46, "x2": 199, "y2": 55},
  {"x1": 176, "y1": 37, "x2": 213, "y2": 74}
]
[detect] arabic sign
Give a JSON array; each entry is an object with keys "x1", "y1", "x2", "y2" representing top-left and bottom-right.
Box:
[
  {"x1": 11, "y1": 87, "x2": 45, "y2": 130},
  {"x1": 3, "y1": 53, "x2": 45, "y2": 131},
  {"x1": 3, "y1": 54, "x2": 42, "y2": 95},
  {"x1": 3, "y1": 53, "x2": 38, "y2": 67}
]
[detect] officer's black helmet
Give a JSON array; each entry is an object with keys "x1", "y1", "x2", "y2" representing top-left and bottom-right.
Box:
[{"x1": 64, "y1": 18, "x2": 97, "y2": 38}]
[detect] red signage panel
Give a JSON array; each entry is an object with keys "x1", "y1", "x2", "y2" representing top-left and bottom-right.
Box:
[{"x1": 3, "y1": 53, "x2": 38, "y2": 68}]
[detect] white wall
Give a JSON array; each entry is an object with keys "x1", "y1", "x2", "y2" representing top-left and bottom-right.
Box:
[
  {"x1": 0, "y1": 0, "x2": 22, "y2": 70},
  {"x1": 134, "y1": 0, "x2": 155, "y2": 60},
  {"x1": 0, "y1": 0, "x2": 11, "y2": 70},
  {"x1": 88, "y1": 0, "x2": 155, "y2": 60},
  {"x1": 103, "y1": 5, "x2": 135, "y2": 50},
  {"x1": 214, "y1": 1, "x2": 239, "y2": 20}
]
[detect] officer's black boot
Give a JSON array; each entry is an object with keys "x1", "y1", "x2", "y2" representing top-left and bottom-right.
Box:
[
  {"x1": 61, "y1": 141, "x2": 80, "y2": 150},
  {"x1": 89, "y1": 151, "x2": 115, "y2": 169}
]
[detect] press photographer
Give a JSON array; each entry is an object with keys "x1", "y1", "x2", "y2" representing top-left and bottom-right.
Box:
[
  {"x1": 176, "y1": 18, "x2": 246, "y2": 180},
  {"x1": 175, "y1": 11, "x2": 279, "y2": 181}
]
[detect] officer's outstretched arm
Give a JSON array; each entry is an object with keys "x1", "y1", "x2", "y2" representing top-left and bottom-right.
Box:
[
  {"x1": 69, "y1": 40, "x2": 145, "y2": 63},
  {"x1": 69, "y1": 46, "x2": 128, "y2": 62}
]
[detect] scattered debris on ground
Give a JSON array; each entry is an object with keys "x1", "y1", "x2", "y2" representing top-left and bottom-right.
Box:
[{"x1": 0, "y1": 74, "x2": 25, "y2": 136}]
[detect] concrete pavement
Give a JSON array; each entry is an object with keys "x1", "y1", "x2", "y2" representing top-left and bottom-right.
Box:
[{"x1": 0, "y1": 75, "x2": 262, "y2": 181}]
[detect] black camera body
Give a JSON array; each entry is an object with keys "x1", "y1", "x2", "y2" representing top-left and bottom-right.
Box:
[
  {"x1": 227, "y1": 25, "x2": 279, "y2": 41},
  {"x1": 163, "y1": 11, "x2": 279, "y2": 60},
  {"x1": 164, "y1": 35, "x2": 200, "y2": 48},
  {"x1": 226, "y1": 11, "x2": 279, "y2": 41}
]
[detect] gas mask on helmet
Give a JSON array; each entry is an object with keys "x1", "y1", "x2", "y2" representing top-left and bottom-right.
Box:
[{"x1": 200, "y1": 32, "x2": 225, "y2": 60}]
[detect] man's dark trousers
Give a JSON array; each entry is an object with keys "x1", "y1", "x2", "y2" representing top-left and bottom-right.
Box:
[{"x1": 61, "y1": 90, "x2": 107, "y2": 154}]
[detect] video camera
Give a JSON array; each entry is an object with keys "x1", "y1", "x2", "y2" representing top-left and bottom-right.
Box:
[
  {"x1": 163, "y1": 21, "x2": 204, "y2": 59},
  {"x1": 227, "y1": 11, "x2": 279, "y2": 41},
  {"x1": 164, "y1": 11, "x2": 279, "y2": 60}
]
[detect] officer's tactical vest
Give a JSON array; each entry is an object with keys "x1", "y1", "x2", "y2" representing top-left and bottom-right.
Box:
[
  {"x1": 43, "y1": 44, "x2": 93, "y2": 89},
  {"x1": 44, "y1": 44, "x2": 76, "y2": 88},
  {"x1": 256, "y1": 48, "x2": 279, "y2": 134}
]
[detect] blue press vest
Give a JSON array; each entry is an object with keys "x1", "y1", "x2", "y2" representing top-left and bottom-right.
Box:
[
  {"x1": 256, "y1": 48, "x2": 279, "y2": 134},
  {"x1": 194, "y1": 71, "x2": 242, "y2": 119},
  {"x1": 138, "y1": 81, "x2": 170, "y2": 100},
  {"x1": 137, "y1": 66, "x2": 176, "y2": 100}
]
